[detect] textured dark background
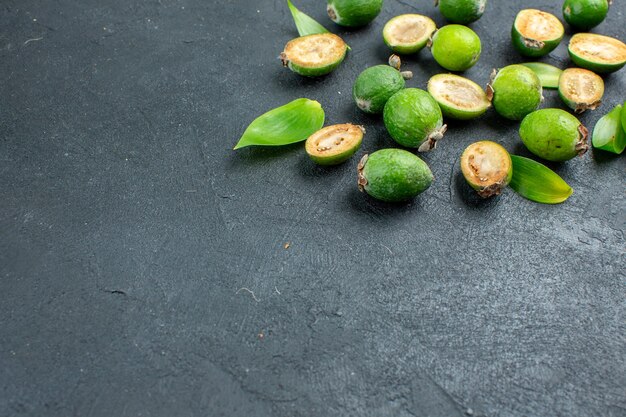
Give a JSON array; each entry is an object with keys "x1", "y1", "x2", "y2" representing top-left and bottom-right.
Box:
[{"x1": 1, "y1": 0, "x2": 625, "y2": 416}]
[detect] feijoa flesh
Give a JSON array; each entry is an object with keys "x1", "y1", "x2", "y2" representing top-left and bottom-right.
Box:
[
  {"x1": 592, "y1": 104, "x2": 626, "y2": 154},
  {"x1": 357, "y1": 149, "x2": 433, "y2": 202},
  {"x1": 558, "y1": 68, "x2": 604, "y2": 113},
  {"x1": 383, "y1": 14, "x2": 437, "y2": 55},
  {"x1": 427, "y1": 74, "x2": 490, "y2": 120},
  {"x1": 563, "y1": 0, "x2": 609, "y2": 31},
  {"x1": 568, "y1": 33, "x2": 626, "y2": 74},
  {"x1": 430, "y1": 25, "x2": 481, "y2": 71},
  {"x1": 520, "y1": 109, "x2": 589, "y2": 161},
  {"x1": 436, "y1": 0, "x2": 487, "y2": 24},
  {"x1": 281, "y1": 33, "x2": 347, "y2": 77},
  {"x1": 383, "y1": 88, "x2": 447, "y2": 152},
  {"x1": 327, "y1": 0, "x2": 383, "y2": 28},
  {"x1": 306, "y1": 124, "x2": 365, "y2": 165},
  {"x1": 512, "y1": 9, "x2": 564, "y2": 58},
  {"x1": 487, "y1": 65, "x2": 543, "y2": 121},
  {"x1": 353, "y1": 65, "x2": 406, "y2": 114},
  {"x1": 460, "y1": 141, "x2": 513, "y2": 198}
]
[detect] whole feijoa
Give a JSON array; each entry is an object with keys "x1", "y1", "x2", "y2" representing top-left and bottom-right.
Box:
[
  {"x1": 327, "y1": 0, "x2": 383, "y2": 28},
  {"x1": 512, "y1": 9, "x2": 564, "y2": 58},
  {"x1": 568, "y1": 33, "x2": 626, "y2": 74},
  {"x1": 460, "y1": 141, "x2": 513, "y2": 198},
  {"x1": 563, "y1": 0, "x2": 609, "y2": 31},
  {"x1": 357, "y1": 149, "x2": 434, "y2": 202},
  {"x1": 487, "y1": 65, "x2": 543, "y2": 121},
  {"x1": 436, "y1": 0, "x2": 487, "y2": 24},
  {"x1": 306, "y1": 124, "x2": 364, "y2": 165},
  {"x1": 427, "y1": 73, "x2": 490, "y2": 120},
  {"x1": 383, "y1": 88, "x2": 447, "y2": 152},
  {"x1": 280, "y1": 33, "x2": 348, "y2": 77},
  {"x1": 353, "y1": 65, "x2": 405, "y2": 114},
  {"x1": 430, "y1": 24, "x2": 481, "y2": 71},
  {"x1": 558, "y1": 68, "x2": 604, "y2": 113},
  {"x1": 520, "y1": 108, "x2": 589, "y2": 161},
  {"x1": 382, "y1": 14, "x2": 437, "y2": 55}
]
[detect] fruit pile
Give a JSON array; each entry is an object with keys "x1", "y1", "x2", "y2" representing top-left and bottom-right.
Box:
[{"x1": 235, "y1": 0, "x2": 626, "y2": 204}]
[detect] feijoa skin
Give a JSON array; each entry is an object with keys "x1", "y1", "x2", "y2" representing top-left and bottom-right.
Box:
[
  {"x1": 281, "y1": 33, "x2": 347, "y2": 77},
  {"x1": 327, "y1": 0, "x2": 383, "y2": 28},
  {"x1": 568, "y1": 33, "x2": 626, "y2": 74},
  {"x1": 353, "y1": 65, "x2": 405, "y2": 114},
  {"x1": 512, "y1": 9, "x2": 564, "y2": 58},
  {"x1": 558, "y1": 68, "x2": 604, "y2": 113},
  {"x1": 427, "y1": 74, "x2": 490, "y2": 120},
  {"x1": 436, "y1": 0, "x2": 487, "y2": 24},
  {"x1": 487, "y1": 65, "x2": 543, "y2": 121},
  {"x1": 520, "y1": 109, "x2": 589, "y2": 162},
  {"x1": 563, "y1": 0, "x2": 609, "y2": 31},
  {"x1": 383, "y1": 14, "x2": 437, "y2": 55},
  {"x1": 460, "y1": 141, "x2": 513, "y2": 198},
  {"x1": 357, "y1": 149, "x2": 433, "y2": 202},
  {"x1": 306, "y1": 124, "x2": 364, "y2": 165},
  {"x1": 430, "y1": 25, "x2": 481, "y2": 72},
  {"x1": 383, "y1": 88, "x2": 447, "y2": 152}
]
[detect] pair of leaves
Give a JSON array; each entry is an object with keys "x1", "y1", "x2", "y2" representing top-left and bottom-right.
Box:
[
  {"x1": 592, "y1": 103, "x2": 626, "y2": 154},
  {"x1": 509, "y1": 155, "x2": 573, "y2": 204},
  {"x1": 521, "y1": 62, "x2": 562, "y2": 89}
]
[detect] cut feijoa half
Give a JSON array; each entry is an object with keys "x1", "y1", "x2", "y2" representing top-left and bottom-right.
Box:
[
  {"x1": 558, "y1": 68, "x2": 604, "y2": 113},
  {"x1": 427, "y1": 74, "x2": 490, "y2": 120},
  {"x1": 305, "y1": 124, "x2": 365, "y2": 165},
  {"x1": 460, "y1": 141, "x2": 513, "y2": 198},
  {"x1": 487, "y1": 65, "x2": 543, "y2": 121},
  {"x1": 353, "y1": 65, "x2": 406, "y2": 114},
  {"x1": 592, "y1": 104, "x2": 626, "y2": 155},
  {"x1": 512, "y1": 9, "x2": 564, "y2": 58},
  {"x1": 327, "y1": 0, "x2": 383, "y2": 28},
  {"x1": 568, "y1": 33, "x2": 626, "y2": 74},
  {"x1": 383, "y1": 14, "x2": 437, "y2": 55},
  {"x1": 280, "y1": 33, "x2": 348, "y2": 77}
]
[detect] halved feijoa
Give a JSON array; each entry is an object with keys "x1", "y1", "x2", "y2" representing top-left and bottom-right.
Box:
[
  {"x1": 431, "y1": 25, "x2": 481, "y2": 71},
  {"x1": 487, "y1": 65, "x2": 543, "y2": 121},
  {"x1": 558, "y1": 68, "x2": 604, "y2": 113},
  {"x1": 306, "y1": 124, "x2": 365, "y2": 165},
  {"x1": 436, "y1": 0, "x2": 487, "y2": 24},
  {"x1": 427, "y1": 74, "x2": 490, "y2": 120},
  {"x1": 353, "y1": 65, "x2": 406, "y2": 114},
  {"x1": 383, "y1": 14, "x2": 437, "y2": 55},
  {"x1": 512, "y1": 9, "x2": 564, "y2": 58},
  {"x1": 383, "y1": 88, "x2": 447, "y2": 152},
  {"x1": 357, "y1": 149, "x2": 433, "y2": 202},
  {"x1": 327, "y1": 0, "x2": 383, "y2": 27},
  {"x1": 281, "y1": 33, "x2": 348, "y2": 77},
  {"x1": 568, "y1": 33, "x2": 626, "y2": 74},
  {"x1": 460, "y1": 141, "x2": 512, "y2": 198},
  {"x1": 520, "y1": 108, "x2": 589, "y2": 161},
  {"x1": 592, "y1": 104, "x2": 626, "y2": 154},
  {"x1": 563, "y1": 0, "x2": 609, "y2": 31}
]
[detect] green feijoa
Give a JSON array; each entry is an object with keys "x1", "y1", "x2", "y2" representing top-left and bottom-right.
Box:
[
  {"x1": 357, "y1": 149, "x2": 433, "y2": 202},
  {"x1": 327, "y1": 0, "x2": 383, "y2": 28},
  {"x1": 563, "y1": 0, "x2": 609, "y2": 31},
  {"x1": 280, "y1": 33, "x2": 347, "y2": 77},
  {"x1": 487, "y1": 65, "x2": 543, "y2": 121},
  {"x1": 511, "y1": 9, "x2": 564, "y2": 58},
  {"x1": 383, "y1": 14, "x2": 437, "y2": 55},
  {"x1": 306, "y1": 124, "x2": 365, "y2": 165},
  {"x1": 558, "y1": 68, "x2": 604, "y2": 113},
  {"x1": 592, "y1": 104, "x2": 626, "y2": 154},
  {"x1": 430, "y1": 25, "x2": 481, "y2": 72},
  {"x1": 568, "y1": 33, "x2": 626, "y2": 74},
  {"x1": 427, "y1": 74, "x2": 490, "y2": 120},
  {"x1": 460, "y1": 141, "x2": 513, "y2": 198},
  {"x1": 383, "y1": 88, "x2": 447, "y2": 152},
  {"x1": 436, "y1": 0, "x2": 487, "y2": 24},
  {"x1": 520, "y1": 109, "x2": 589, "y2": 161},
  {"x1": 353, "y1": 65, "x2": 405, "y2": 114},
  {"x1": 521, "y1": 62, "x2": 563, "y2": 89}
]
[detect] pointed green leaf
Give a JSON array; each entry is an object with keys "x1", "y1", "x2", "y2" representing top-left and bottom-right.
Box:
[
  {"x1": 621, "y1": 101, "x2": 626, "y2": 137},
  {"x1": 286, "y1": 0, "x2": 350, "y2": 50},
  {"x1": 234, "y1": 98, "x2": 324, "y2": 150},
  {"x1": 509, "y1": 155, "x2": 573, "y2": 204},
  {"x1": 592, "y1": 104, "x2": 626, "y2": 154},
  {"x1": 521, "y1": 62, "x2": 562, "y2": 89}
]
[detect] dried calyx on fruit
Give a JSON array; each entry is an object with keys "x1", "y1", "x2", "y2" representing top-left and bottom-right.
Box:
[{"x1": 511, "y1": 9, "x2": 564, "y2": 58}]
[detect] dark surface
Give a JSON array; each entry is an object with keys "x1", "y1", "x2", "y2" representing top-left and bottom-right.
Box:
[{"x1": 1, "y1": 0, "x2": 625, "y2": 416}]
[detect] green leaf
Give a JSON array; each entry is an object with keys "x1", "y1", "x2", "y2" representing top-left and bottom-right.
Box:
[
  {"x1": 521, "y1": 62, "x2": 562, "y2": 89},
  {"x1": 234, "y1": 98, "x2": 325, "y2": 150},
  {"x1": 592, "y1": 104, "x2": 626, "y2": 154},
  {"x1": 287, "y1": 0, "x2": 330, "y2": 37},
  {"x1": 509, "y1": 155, "x2": 573, "y2": 204}
]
